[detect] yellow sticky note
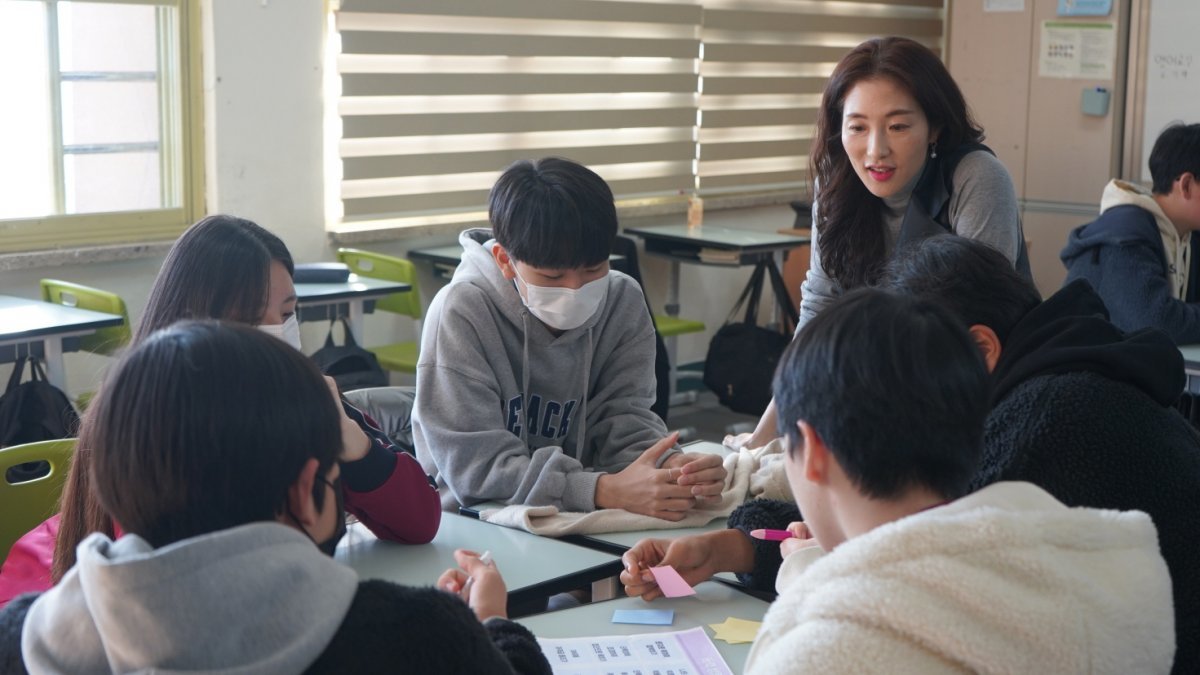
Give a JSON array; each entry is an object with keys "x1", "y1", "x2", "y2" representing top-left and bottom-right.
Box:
[{"x1": 708, "y1": 617, "x2": 762, "y2": 644}]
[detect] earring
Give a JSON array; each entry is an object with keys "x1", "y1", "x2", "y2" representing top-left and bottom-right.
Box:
[{"x1": 929, "y1": 143, "x2": 938, "y2": 159}]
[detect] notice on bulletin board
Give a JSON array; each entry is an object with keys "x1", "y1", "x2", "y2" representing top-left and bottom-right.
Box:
[
  {"x1": 1039, "y1": 21, "x2": 1115, "y2": 79},
  {"x1": 1057, "y1": 0, "x2": 1112, "y2": 16},
  {"x1": 985, "y1": 0, "x2": 1024, "y2": 11}
]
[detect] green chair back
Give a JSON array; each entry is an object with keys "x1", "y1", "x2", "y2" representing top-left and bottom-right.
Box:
[
  {"x1": 40, "y1": 279, "x2": 132, "y2": 357},
  {"x1": 336, "y1": 248, "x2": 422, "y2": 320},
  {"x1": 0, "y1": 438, "x2": 75, "y2": 563}
]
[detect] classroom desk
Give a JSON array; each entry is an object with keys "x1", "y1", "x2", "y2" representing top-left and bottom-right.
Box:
[
  {"x1": 336, "y1": 512, "x2": 623, "y2": 610},
  {"x1": 409, "y1": 243, "x2": 625, "y2": 281},
  {"x1": 0, "y1": 294, "x2": 124, "y2": 389},
  {"x1": 1180, "y1": 345, "x2": 1200, "y2": 395},
  {"x1": 518, "y1": 580, "x2": 771, "y2": 671},
  {"x1": 622, "y1": 225, "x2": 809, "y2": 402},
  {"x1": 295, "y1": 275, "x2": 410, "y2": 343}
]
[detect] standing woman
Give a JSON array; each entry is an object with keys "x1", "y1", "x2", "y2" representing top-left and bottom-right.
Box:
[{"x1": 745, "y1": 36, "x2": 1028, "y2": 447}]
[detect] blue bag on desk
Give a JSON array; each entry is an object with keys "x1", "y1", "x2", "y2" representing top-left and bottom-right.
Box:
[
  {"x1": 0, "y1": 356, "x2": 80, "y2": 448},
  {"x1": 703, "y1": 261, "x2": 798, "y2": 415}
]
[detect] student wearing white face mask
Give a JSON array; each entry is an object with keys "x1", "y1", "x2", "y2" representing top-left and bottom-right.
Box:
[
  {"x1": 0, "y1": 216, "x2": 441, "y2": 610},
  {"x1": 412, "y1": 158, "x2": 727, "y2": 519}
]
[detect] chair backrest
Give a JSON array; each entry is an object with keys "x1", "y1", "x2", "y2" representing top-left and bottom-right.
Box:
[
  {"x1": 40, "y1": 279, "x2": 132, "y2": 357},
  {"x1": 336, "y1": 248, "x2": 422, "y2": 320},
  {"x1": 0, "y1": 438, "x2": 76, "y2": 562}
]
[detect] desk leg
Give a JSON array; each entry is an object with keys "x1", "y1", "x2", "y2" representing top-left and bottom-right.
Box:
[
  {"x1": 43, "y1": 337, "x2": 67, "y2": 390},
  {"x1": 592, "y1": 575, "x2": 619, "y2": 602},
  {"x1": 348, "y1": 300, "x2": 365, "y2": 344},
  {"x1": 663, "y1": 260, "x2": 697, "y2": 406}
]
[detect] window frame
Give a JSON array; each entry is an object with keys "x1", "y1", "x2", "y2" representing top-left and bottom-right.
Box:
[{"x1": 0, "y1": 0, "x2": 204, "y2": 255}]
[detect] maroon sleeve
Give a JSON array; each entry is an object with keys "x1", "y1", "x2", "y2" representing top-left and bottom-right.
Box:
[{"x1": 343, "y1": 449, "x2": 442, "y2": 544}]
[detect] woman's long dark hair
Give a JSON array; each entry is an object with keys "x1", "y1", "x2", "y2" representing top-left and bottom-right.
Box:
[
  {"x1": 53, "y1": 215, "x2": 296, "y2": 581},
  {"x1": 811, "y1": 37, "x2": 985, "y2": 289}
]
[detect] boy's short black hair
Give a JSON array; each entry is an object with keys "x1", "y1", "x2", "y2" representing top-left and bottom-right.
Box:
[
  {"x1": 489, "y1": 157, "x2": 617, "y2": 269},
  {"x1": 878, "y1": 235, "x2": 1041, "y2": 345},
  {"x1": 1150, "y1": 122, "x2": 1200, "y2": 195},
  {"x1": 773, "y1": 288, "x2": 989, "y2": 501}
]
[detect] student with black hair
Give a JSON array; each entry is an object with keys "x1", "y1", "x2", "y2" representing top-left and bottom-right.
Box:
[
  {"x1": 0, "y1": 322, "x2": 549, "y2": 674},
  {"x1": 624, "y1": 236, "x2": 1198, "y2": 674},
  {"x1": 628, "y1": 289, "x2": 1175, "y2": 673},
  {"x1": 412, "y1": 157, "x2": 726, "y2": 519},
  {"x1": 1062, "y1": 122, "x2": 1200, "y2": 343},
  {"x1": 0, "y1": 215, "x2": 440, "y2": 609}
]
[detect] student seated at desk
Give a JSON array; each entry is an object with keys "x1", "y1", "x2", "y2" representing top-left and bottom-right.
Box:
[
  {"x1": 1061, "y1": 122, "x2": 1200, "y2": 343},
  {"x1": 0, "y1": 215, "x2": 439, "y2": 610},
  {"x1": 412, "y1": 157, "x2": 725, "y2": 519},
  {"x1": 0, "y1": 322, "x2": 549, "y2": 674},
  {"x1": 623, "y1": 288, "x2": 1175, "y2": 674}
]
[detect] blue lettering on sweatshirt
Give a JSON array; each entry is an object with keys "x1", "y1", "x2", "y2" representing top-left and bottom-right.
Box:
[{"x1": 505, "y1": 394, "x2": 577, "y2": 442}]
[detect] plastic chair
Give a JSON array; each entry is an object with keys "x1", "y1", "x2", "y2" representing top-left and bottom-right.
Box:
[
  {"x1": 40, "y1": 279, "x2": 132, "y2": 409},
  {"x1": 40, "y1": 280, "x2": 131, "y2": 357},
  {"x1": 335, "y1": 248, "x2": 422, "y2": 374},
  {"x1": 0, "y1": 438, "x2": 75, "y2": 563}
]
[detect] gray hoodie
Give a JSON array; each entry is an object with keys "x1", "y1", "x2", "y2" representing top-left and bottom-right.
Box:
[
  {"x1": 412, "y1": 228, "x2": 671, "y2": 511},
  {"x1": 21, "y1": 523, "x2": 357, "y2": 674}
]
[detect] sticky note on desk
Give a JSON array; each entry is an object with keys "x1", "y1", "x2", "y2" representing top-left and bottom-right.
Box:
[
  {"x1": 612, "y1": 609, "x2": 675, "y2": 625},
  {"x1": 709, "y1": 617, "x2": 762, "y2": 644},
  {"x1": 648, "y1": 565, "x2": 696, "y2": 598}
]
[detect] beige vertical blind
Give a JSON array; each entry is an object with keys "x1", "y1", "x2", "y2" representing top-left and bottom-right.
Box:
[
  {"x1": 332, "y1": 0, "x2": 944, "y2": 228},
  {"x1": 334, "y1": 0, "x2": 701, "y2": 227},
  {"x1": 697, "y1": 0, "x2": 943, "y2": 195}
]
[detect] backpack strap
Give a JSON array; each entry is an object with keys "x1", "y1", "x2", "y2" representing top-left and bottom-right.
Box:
[
  {"x1": 765, "y1": 260, "x2": 799, "y2": 333},
  {"x1": 724, "y1": 261, "x2": 769, "y2": 326},
  {"x1": 6, "y1": 357, "x2": 28, "y2": 393}
]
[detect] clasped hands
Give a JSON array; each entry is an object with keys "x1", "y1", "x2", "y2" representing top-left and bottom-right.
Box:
[{"x1": 595, "y1": 431, "x2": 728, "y2": 521}]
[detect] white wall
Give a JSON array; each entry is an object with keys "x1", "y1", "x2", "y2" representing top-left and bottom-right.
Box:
[{"x1": 0, "y1": 0, "x2": 797, "y2": 399}]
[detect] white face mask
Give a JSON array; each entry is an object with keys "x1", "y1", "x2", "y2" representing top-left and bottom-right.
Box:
[
  {"x1": 257, "y1": 314, "x2": 303, "y2": 351},
  {"x1": 513, "y1": 267, "x2": 609, "y2": 331}
]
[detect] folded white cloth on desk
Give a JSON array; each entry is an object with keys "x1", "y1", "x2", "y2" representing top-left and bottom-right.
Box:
[{"x1": 480, "y1": 439, "x2": 787, "y2": 536}]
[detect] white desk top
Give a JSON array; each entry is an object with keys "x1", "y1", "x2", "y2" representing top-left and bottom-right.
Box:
[
  {"x1": 336, "y1": 512, "x2": 621, "y2": 593},
  {"x1": 518, "y1": 580, "x2": 770, "y2": 671},
  {"x1": 0, "y1": 294, "x2": 124, "y2": 345},
  {"x1": 625, "y1": 224, "x2": 808, "y2": 250}
]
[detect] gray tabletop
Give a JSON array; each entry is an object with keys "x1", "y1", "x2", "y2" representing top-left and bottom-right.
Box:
[
  {"x1": 518, "y1": 580, "x2": 770, "y2": 671},
  {"x1": 336, "y1": 512, "x2": 621, "y2": 594},
  {"x1": 0, "y1": 294, "x2": 123, "y2": 344},
  {"x1": 1179, "y1": 345, "x2": 1200, "y2": 394},
  {"x1": 625, "y1": 224, "x2": 808, "y2": 252},
  {"x1": 294, "y1": 275, "x2": 410, "y2": 304}
]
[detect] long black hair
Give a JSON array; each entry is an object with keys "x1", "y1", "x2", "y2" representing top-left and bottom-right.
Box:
[{"x1": 811, "y1": 37, "x2": 984, "y2": 289}]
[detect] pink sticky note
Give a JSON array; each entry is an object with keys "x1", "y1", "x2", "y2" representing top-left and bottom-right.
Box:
[{"x1": 649, "y1": 565, "x2": 697, "y2": 598}]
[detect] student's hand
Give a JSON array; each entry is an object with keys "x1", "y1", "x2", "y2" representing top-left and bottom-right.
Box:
[
  {"x1": 619, "y1": 529, "x2": 755, "y2": 601},
  {"x1": 662, "y1": 451, "x2": 726, "y2": 502},
  {"x1": 595, "y1": 432, "x2": 695, "y2": 520},
  {"x1": 779, "y1": 521, "x2": 820, "y2": 557},
  {"x1": 437, "y1": 549, "x2": 508, "y2": 621},
  {"x1": 324, "y1": 376, "x2": 371, "y2": 463}
]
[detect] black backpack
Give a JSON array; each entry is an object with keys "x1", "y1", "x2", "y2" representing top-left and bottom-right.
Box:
[
  {"x1": 0, "y1": 357, "x2": 80, "y2": 448},
  {"x1": 310, "y1": 318, "x2": 389, "y2": 392},
  {"x1": 703, "y1": 260, "x2": 799, "y2": 415}
]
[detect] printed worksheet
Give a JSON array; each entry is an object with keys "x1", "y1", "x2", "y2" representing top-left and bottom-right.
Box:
[{"x1": 537, "y1": 626, "x2": 733, "y2": 675}]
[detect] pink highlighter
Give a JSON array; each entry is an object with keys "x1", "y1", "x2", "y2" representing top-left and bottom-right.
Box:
[{"x1": 749, "y1": 528, "x2": 794, "y2": 541}]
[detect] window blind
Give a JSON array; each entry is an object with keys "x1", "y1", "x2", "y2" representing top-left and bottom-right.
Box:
[
  {"x1": 697, "y1": 0, "x2": 943, "y2": 195},
  {"x1": 334, "y1": 0, "x2": 701, "y2": 230}
]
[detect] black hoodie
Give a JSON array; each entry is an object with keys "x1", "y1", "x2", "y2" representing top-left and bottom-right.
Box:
[{"x1": 980, "y1": 280, "x2": 1200, "y2": 675}]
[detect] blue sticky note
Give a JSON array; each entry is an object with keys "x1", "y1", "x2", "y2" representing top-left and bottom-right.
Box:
[{"x1": 612, "y1": 609, "x2": 675, "y2": 625}]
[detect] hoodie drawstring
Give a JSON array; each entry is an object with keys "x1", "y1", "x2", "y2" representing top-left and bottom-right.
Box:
[
  {"x1": 519, "y1": 311, "x2": 531, "y2": 446},
  {"x1": 574, "y1": 328, "x2": 593, "y2": 461}
]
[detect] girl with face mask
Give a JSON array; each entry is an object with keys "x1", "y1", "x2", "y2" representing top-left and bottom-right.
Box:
[{"x1": 0, "y1": 216, "x2": 441, "y2": 609}]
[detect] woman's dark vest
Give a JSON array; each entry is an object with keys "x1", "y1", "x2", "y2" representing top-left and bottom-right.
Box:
[{"x1": 895, "y1": 142, "x2": 1032, "y2": 280}]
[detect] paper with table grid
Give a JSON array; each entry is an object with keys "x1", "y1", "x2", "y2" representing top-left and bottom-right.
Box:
[{"x1": 537, "y1": 626, "x2": 733, "y2": 675}]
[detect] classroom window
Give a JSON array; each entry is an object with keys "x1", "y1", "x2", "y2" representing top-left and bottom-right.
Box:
[
  {"x1": 0, "y1": 0, "x2": 202, "y2": 254},
  {"x1": 327, "y1": 0, "x2": 943, "y2": 234}
]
